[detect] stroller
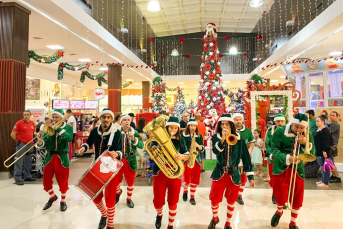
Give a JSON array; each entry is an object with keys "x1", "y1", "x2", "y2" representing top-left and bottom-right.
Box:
[{"x1": 31, "y1": 147, "x2": 46, "y2": 179}]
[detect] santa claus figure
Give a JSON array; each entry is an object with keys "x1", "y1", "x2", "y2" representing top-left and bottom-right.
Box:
[
  {"x1": 204, "y1": 23, "x2": 218, "y2": 38},
  {"x1": 203, "y1": 109, "x2": 220, "y2": 146}
]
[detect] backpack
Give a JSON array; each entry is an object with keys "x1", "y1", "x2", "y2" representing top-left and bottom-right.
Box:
[{"x1": 36, "y1": 122, "x2": 44, "y2": 133}]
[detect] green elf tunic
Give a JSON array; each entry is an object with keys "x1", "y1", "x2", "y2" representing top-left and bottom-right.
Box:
[
  {"x1": 271, "y1": 123, "x2": 316, "y2": 179},
  {"x1": 237, "y1": 125, "x2": 255, "y2": 146},
  {"x1": 265, "y1": 125, "x2": 277, "y2": 164},
  {"x1": 40, "y1": 123, "x2": 73, "y2": 168},
  {"x1": 211, "y1": 132, "x2": 254, "y2": 185},
  {"x1": 182, "y1": 132, "x2": 204, "y2": 164},
  {"x1": 121, "y1": 127, "x2": 144, "y2": 171}
]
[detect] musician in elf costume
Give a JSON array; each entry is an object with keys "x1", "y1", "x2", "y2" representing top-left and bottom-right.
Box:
[
  {"x1": 265, "y1": 113, "x2": 286, "y2": 204},
  {"x1": 115, "y1": 114, "x2": 144, "y2": 208},
  {"x1": 37, "y1": 109, "x2": 73, "y2": 212},
  {"x1": 270, "y1": 113, "x2": 315, "y2": 229},
  {"x1": 79, "y1": 108, "x2": 122, "y2": 229},
  {"x1": 151, "y1": 116, "x2": 189, "y2": 229},
  {"x1": 208, "y1": 114, "x2": 255, "y2": 229},
  {"x1": 182, "y1": 118, "x2": 205, "y2": 205},
  {"x1": 232, "y1": 113, "x2": 255, "y2": 205}
]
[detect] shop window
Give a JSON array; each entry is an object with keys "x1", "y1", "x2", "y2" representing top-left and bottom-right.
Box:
[
  {"x1": 327, "y1": 69, "x2": 343, "y2": 97},
  {"x1": 289, "y1": 74, "x2": 306, "y2": 99},
  {"x1": 309, "y1": 72, "x2": 325, "y2": 108}
]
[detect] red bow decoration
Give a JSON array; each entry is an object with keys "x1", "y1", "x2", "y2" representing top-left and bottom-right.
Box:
[
  {"x1": 186, "y1": 54, "x2": 191, "y2": 59},
  {"x1": 149, "y1": 37, "x2": 154, "y2": 43},
  {"x1": 256, "y1": 34, "x2": 263, "y2": 40},
  {"x1": 225, "y1": 36, "x2": 230, "y2": 41},
  {"x1": 56, "y1": 51, "x2": 64, "y2": 57},
  {"x1": 179, "y1": 38, "x2": 185, "y2": 43},
  {"x1": 243, "y1": 52, "x2": 247, "y2": 56},
  {"x1": 81, "y1": 72, "x2": 86, "y2": 75},
  {"x1": 161, "y1": 54, "x2": 166, "y2": 59},
  {"x1": 104, "y1": 71, "x2": 108, "y2": 75},
  {"x1": 59, "y1": 63, "x2": 64, "y2": 68},
  {"x1": 129, "y1": 81, "x2": 132, "y2": 84},
  {"x1": 219, "y1": 53, "x2": 223, "y2": 58}
]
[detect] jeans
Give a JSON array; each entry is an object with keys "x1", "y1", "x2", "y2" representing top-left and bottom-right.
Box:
[
  {"x1": 13, "y1": 142, "x2": 33, "y2": 182},
  {"x1": 316, "y1": 156, "x2": 333, "y2": 185}
]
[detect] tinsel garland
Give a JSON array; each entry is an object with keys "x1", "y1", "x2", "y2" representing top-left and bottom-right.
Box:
[
  {"x1": 58, "y1": 62, "x2": 90, "y2": 80},
  {"x1": 27, "y1": 50, "x2": 64, "y2": 68}
]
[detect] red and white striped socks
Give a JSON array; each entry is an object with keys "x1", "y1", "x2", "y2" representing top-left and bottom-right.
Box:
[
  {"x1": 95, "y1": 201, "x2": 107, "y2": 217},
  {"x1": 61, "y1": 193, "x2": 66, "y2": 203},
  {"x1": 290, "y1": 208, "x2": 299, "y2": 227},
  {"x1": 276, "y1": 205, "x2": 284, "y2": 216},
  {"x1": 116, "y1": 185, "x2": 122, "y2": 194},
  {"x1": 225, "y1": 204, "x2": 235, "y2": 227},
  {"x1": 190, "y1": 183, "x2": 197, "y2": 199},
  {"x1": 168, "y1": 205, "x2": 177, "y2": 227},
  {"x1": 183, "y1": 183, "x2": 189, "y2": 194},
  {"x1": 238, "y1": 185, "x2": 244, "y2": 198},
  {"x1": 47, "y1": 189, "x2": 56, "y2": 199},
  {"x1": 211, "y1": 204, "x2": 219, "y2": 221},
  {"x1": 156, "y1": 207, "x2": 163, "y2": 217},
  {"x1": 107, "y1": 206, "x2": 115, "y2": 228},
  {"x1": 127, "y1": 186, "x2": 134, "y2": 200}
]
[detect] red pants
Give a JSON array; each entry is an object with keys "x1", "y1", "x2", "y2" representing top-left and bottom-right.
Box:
[
  {"x1": 240, "y1": 172, "x2": 247, "y2": 186},
  {"x1": 273, "y1": 168, "x2": 304, "y2": 209},
  {"x1": 268, "y1": 162, "x2": 273, "y2": 188},
  {"x1": 43, "y1": 155, "x2": 69, "y2": 193},
  {"x1": 153, "y1": 172, "x2": 182, "y2": 209},
  {"x1": 183, "y1": 161, "x2": 201, "y2": 186},
  {"x1": 209, "y1": 173, "x2": 240, "y2": 205},
  {"x1": 93, "y1": 174, "x2": 120, "y2": 208},
  {"x1": 116, "y1": 158, "x2": 136, "y2": 187}
]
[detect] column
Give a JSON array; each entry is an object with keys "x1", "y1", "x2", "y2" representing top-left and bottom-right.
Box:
[
  {"x1": 142, "y1": 81, "x2": 150, "y2": 109},
  {"x1": 0, "y1": 3, "x2": 30, "y2": 171},
  {"x1": 108, "y1": 65, "x2": 122, "y2": 114}
]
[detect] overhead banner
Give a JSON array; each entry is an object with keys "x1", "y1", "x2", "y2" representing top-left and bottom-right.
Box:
[{"x1": 285, "y1": 59, "x2": 343, "y2": 75}]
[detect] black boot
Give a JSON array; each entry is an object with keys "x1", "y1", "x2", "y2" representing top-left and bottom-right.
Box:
[
  {"x1": 236, "y1": 196, "x2": 244, "y2": 205},
  {"x1": 155, "y1": 215, "x2": 162, "y2": 229},
  {"x1": 43, "y1": 195, "x2": 58, "y2": 210},
  {"x1": 272, "y1": 195, "x2": 276, "y2": 204},
  {"x1": 271, "y1": 211, "x2": 283, "y2": 227},
  {"x1": 182, "y1": 192, "x2": 188, "y2": 202},
  {"x1": 60, "y1": 202, "x2": 67, "y2": 211},
  {"x1": 98, "y1": 216, "x2": 107, "y2": 229},
  {"x1": 207, "y1": 218, "x2": 219, "y2": 229},
  {"x1": 289, "y1": 224, "x2": 299, "y2": 229},
  {"x1": 189, "y1": 198, "x2": 196, "y2": 205},
  {"x1": 127, "y1": 199, "x2": 134, "y2": 208},
  {"x1": 224, "y1": 226, "x2": 232, "y2": 229},
  {"x1": 167, "y1": 226, "x2": 173, "y2": 229},
  {"x1": 115, "y1": 189, "x2": 122, "y2": 204},
  {"x1": 107, "y1": 227, "x2": 114, "y2": 229}
]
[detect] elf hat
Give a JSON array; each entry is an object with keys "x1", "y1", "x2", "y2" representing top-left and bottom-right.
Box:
[
  {"x1": 100, "y1": 108, "x2": 114, "y2": 119},
  {"x1": 274, "y1": 113, "x2": 285, "y2": 121},
  {"x1": 187, "y1": 118, "x2": 198, "y2": 126},
  {"x1": 120, "y1": 114, "x2": 131, "y2": 123},
  {"x1": 291, "y1": 113, "x2": 308, "y2": 127},
  {"x1": 232, "y1": 113, "x2": 244, "y2": 120},
  {"x1": 218, "y1": 113, "x2": 234, "y2": 123},
  {"x1": 166, "y1": 116, "x2": 180, "y2": 127},
  {"x1": 51, "y1": 109, "x2": 64, "y2": 119}
]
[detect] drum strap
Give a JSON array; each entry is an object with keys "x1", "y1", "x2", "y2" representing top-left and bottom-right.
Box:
[{"x1": 108, "y1": 131, "x2": 116, "y2": 148}]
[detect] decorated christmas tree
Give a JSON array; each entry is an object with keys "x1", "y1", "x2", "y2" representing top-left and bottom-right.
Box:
[
  {"x1": 188, "y1": 99, "x2": 196, "y2": 109},
  {"x1": 234, "y1": 88, "x2": 245, "y2": 114},
  {"x1": 197, "y1": 23, "x2": 226, "y2": 117},
  {"x1": 172, "y1": 87, "x2": 187, "y2": 120},
  {"x1": 151, "y1": 76, "x2": 168, "y2": 114}
]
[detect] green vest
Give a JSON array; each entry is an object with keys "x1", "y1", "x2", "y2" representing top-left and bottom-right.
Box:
[
  {"x1": 265, "y1": 126, "x2": 277, "y2": 164},
  {"x1": 182, "y1": 132, "x2": 204, "y2": 164},
  {"x1": 121, "y1": 127, "x2": 144, "y2": 171}
]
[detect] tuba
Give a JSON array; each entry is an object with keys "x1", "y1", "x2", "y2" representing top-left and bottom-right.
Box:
[
  {"x1": 187, "y1": 134, "x2": 199, "y2": 169},
  {"x1": 144, "y1": 116, "x2": 185, "y2": 179}
]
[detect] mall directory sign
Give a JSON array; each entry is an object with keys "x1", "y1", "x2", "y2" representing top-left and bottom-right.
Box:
[
  {"x1": 52, "y1": 99, "x2": 69, "y2": 109},
  {"x1": 70, "y1": 100, "x2": 86, "y2": 109},
  {"x1": 85, "y1": 100, "x2": 99, "y2": 109}
]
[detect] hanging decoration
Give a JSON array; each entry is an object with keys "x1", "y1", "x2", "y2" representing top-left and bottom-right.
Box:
[
  {"x1": 27, "y1": 50, "x2": 64, "y2": 68},
  {"x1": 179, "y1": 38, "x2": 185, "y2": 43},
  {"x1": 247, "y1": 74, "x2": 267, "y2": 91},
  {"x1": 58, "y1": 62, "x2": 90, "y2": 80},
  {"x1": 225, "y1": 36, "x2": 231, "y2": 41},
  {"x1": 80, "y1": 71, "x2": 107, "y2": 86},
  {"x1": 151, "y1": 76, "x2": 168, "y2": 114}
]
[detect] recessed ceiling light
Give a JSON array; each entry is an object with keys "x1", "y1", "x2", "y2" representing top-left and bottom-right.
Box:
[
  {"x1": 280, "y1": 76, "x2": 286, "y2": 78},
  {"x1": 250, "y1": 0, "x2": 263, "y2": 8},
  {"x1": 178, "y1": 82, "x2": 184, "y2": 84},
  {"x1": 78, "y1": 58, "x2": 91, "y2": 62},
  {"x1": 229, "y1": 47, "x2": 238, "y2": 55},
  {"x1": 126, "y1": 79, "x2": 133, "y2": 81},
  {"x1": 147, "y1": 0, "x2": 161, "y2": 12},
  {"x1": 102, "y1": 84, "x2": 108, "y2": 88},
  {"x1": 329, "y1": 51, "x2": 342, "y2": 56},
  {"x1": 46, "y1": 45, "x2": 64, "y2": 49},
  {"x1": 99, "y1": 67, "x2": 108, "y2": 71},
  {"x1": 271, "y1": 80, "x2": 278, "y2": 83}
]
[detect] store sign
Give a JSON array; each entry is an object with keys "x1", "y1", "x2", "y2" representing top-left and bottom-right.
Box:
[
  {"x1": 94, "y1": 89, "x2": 105, "y2": 100},
  {"x1": 30, "y1": 109, "x2": 45, "y2": 122},
  {"x1": 284, "y1": 59, "x2": 343, "y2": 75},
  {"x1": 328, "y1": 99, "x2": 343, "y2": 107},
  {"x1": 298, "y1": 100, "x2": 306, "y2": 107},
  {"x1": 311, "y1": 101, "x2": 324, "y2": 108}
]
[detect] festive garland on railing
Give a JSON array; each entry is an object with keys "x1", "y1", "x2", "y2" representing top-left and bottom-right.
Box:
[
  {"x1": 27, "y1": 50, "x2": 64, "y2": 68},
  {"x1": 58, "y1": 62, "x2": 90, "y2": 80},
  {"x1": 80, "y1": 70, "x2": 132, "y2": 88}
]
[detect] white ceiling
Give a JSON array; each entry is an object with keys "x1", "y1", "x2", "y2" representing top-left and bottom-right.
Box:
[{"x1": 135, "y1": 0, "x2": 271, "y2": 37}]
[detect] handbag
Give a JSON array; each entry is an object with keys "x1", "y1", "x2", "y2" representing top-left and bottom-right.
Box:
[
  {"x1": 323, "y1": 158, "x2": 334, "y2": 172},
  {"x1": 330, "y1": 145, "x2": 338, "y2": 157}
]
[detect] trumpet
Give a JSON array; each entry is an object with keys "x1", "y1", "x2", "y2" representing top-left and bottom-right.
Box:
[
  {"x1": 4, "y1": 115, "x2": 70, "y2": 168},
  {"x1": 224, "y1": 127, "x2": 238, "y2": 145},
  {"x1": 287, "y1": 114, "x2": 316, "y2": 210}
]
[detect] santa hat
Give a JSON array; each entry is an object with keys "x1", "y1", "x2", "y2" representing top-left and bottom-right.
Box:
[
  {"x1": 120, "y1": 114, "x2": 131, "y2": 123},
  {"x1": 291, "y1": 113, "x2": 308, "y2": 127},
  {"x1": 187, "y1": 118, "x2": 198, "y2": 126},
  {"x1": 218, "y1": 113, "x2": 233, "y2": 123},
  {"x1": 100, "y1": 108, "x2": 114, "y2": 119},
  {"x1": 274, "y1": 113, "x2": 285, "y2": 121},
  {"x1": 166, "y1": 116, "x2": 180, "y2": 127},
  {"x1": 232, "y1": 113, "x2": 244, "y2": 120},
  {"x1": 51, "y1": 109, "x2": 64, "y2": 119}
]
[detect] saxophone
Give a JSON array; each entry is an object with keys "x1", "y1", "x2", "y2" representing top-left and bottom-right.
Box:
[{"x1": 187, "y1": 134, "x2": 199, "y2": 169}]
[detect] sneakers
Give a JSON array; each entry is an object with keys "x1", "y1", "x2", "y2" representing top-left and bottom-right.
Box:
[
  {"x1": 236, "y1": 196, "x2": 244, "y2": 205},
  {"x1": 182, "y1": 192, "x2": 188, "y2": 202},
  {"x1": 15, "y1": 181, "x2": 24, "y2": 186},
  {"x1": 330, "y1": 176, "x2": 342, "y2": 183},
  {"x1": 317, "y1": 183, "x2": 329, "y2": 188}
]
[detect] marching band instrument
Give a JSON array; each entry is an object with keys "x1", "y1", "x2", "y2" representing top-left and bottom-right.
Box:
[
  {"x1": 225, "y1": 126, "x2": 238, "y2": 145},
  {"x1": 143, "y1": 116, "x2": 185, "y2": 179},
  {"x1": 187, "y1": 134, "x2": 199, "y2": 169},
  {"x1": 4, "y1": 115, "x2": 71, "y2": 168}
]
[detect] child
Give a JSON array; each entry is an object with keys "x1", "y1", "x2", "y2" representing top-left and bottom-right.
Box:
[{"x1": 251, "y1": 129, "x2": 265, "y2": 177}]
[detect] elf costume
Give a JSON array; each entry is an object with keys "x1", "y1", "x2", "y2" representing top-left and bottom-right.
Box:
[
  {"x1": 232, "y1": 113, "x2": 255, "y2": 205},
  {"x1": 270, "y1": 113, "x2": 315, "y2": 229},
  {"x1": 181, "y1": 118, "x2": 204, "y2": 205},
  {"x1": 80, "y1": 108, "x2": 123, "y2": 229},
  {"x1": 115, "y1": 114, "x2": 144, "y2": 208},
  {"x1": 208, "y1": 114, "x2": 254, "y2": 229},
  {"x1": 265, "y1": 113, "x2": 285, "y2": 204},
  {"x1": 38, "y1": 109, "x2": 73, "y2": 212},
  {"x1": 152, "y1": 116, "x2": 189, "y2": 229}
]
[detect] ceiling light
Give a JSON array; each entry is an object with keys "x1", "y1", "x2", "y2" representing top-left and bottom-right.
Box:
[
  {"x1": 180, "y1": 85, "x2": 186, "y2": 88},
  {"x1": 120, "y1": 28, "x2": 128, "y2": 33},
  {"x1": 311, "y1": 82, "x2": 315, "y2": 85},
  {"x1": 250, "y1": 0, "x2": 263, "y2": 8},
  {"x1": 147, "y1": 0, "x2": 161, "y2": 12},
  {"x1": 178, "y1": 82, "x2": 184, "y2": 84},
  {"x1": 134, "y1": 83, "x2": 141, "y2": 86},
  {"x1": 224, "y1": 81, "x2": 230, "y2": 83},
  {"x1": 286, "y1": 20, "x2": 295, "y2": 27},
  {"x1": 46, "y1": 45, "x2": 64, "y2": 49},
  {"x1": 280, "y1": 76, "x2": 286, "y2": 79},
  {"x1": 222, "y1": 84, "x2": 227, "y2": 87},
  {"x1": 126, "y1": 79, "x2": 133, "y2": 81},
  {"x1": 141, "y1": 49, "x2": 147, "y2": 53},
  {"x1": 102, "y1": 84, "x2": 108, "y2": 88},
  {"x1": 78, "y1": 58, "x2": 91, "y2": 62},
  {"x1": 229, "y1": 47, "x2": 238, "y2": 55},
  {"x1": 329, "y1": 51, "x2": 342, "y2": 56},
  {"x1": 99, "y1": 67, "x2": 108, "y2": 71},
  {"x1": 271, "y1": 80, "x2": 278, "y2": 83},
  {"x1": 171, "y1": 49, "x2": 179, "y2": 56}
]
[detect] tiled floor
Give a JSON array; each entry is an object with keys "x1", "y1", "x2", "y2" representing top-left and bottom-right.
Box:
[{"x1": 1, "y1": 158, "x2": 343, "y2": 229}]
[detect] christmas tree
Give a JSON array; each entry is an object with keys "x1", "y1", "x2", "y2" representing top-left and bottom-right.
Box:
[
  {"x1": 151, "y1": 76, "x2": 168, "y2": 114},
  {"x1": 188, "y1": 99, "x2": 196, "y2": 109},
  {"x1": 197, "y1": 23, "x2": 226, "y2": 117},
  {"x1": 172, "y1": 87, "x2": 187, "y2": 120},
  {"x1": 234, "y1": 88, "x2": 245, "y2": 114}
]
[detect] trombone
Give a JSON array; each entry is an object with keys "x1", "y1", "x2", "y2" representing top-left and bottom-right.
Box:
[
  {"x1": 4, "y1": 115, "x2": 70, "y2": 168},
  {"x1": 287, "y1": 114, "x2": 316, "y2": 210}
]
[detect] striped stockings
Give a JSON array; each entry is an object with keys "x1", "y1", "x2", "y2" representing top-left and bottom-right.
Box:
[
  {"x1": 61, "y1": 193, "x2": 66, "y2": 203},
  {"x1": 183, "y1": 184, "x2": 189, "y2": 193},
  {"x1": 95, "y1": 201, "x2": 107, "y2": 217},
  {"x1": 190, "y1": 183, "x2": 197, "y2": 199},
  {"x1": 276, "y1": 205, "x2": 284, "y2": 216},
  {"x1": 116, "y1": 185, "x2": 122, "y2": 194},
  {"x1": 107, "y1": 206, "x2": 115, "y2": 228},
  {"x1": 225, "y1": 204, "x2": 235, "y2": 227},
  {"x1": 290, "y1": 208, "x2": 299, "y2": 226},
  {"x1": 47, "y1": 189, "x2": 56, "y2": 199},
  {"x1": 127, "y1": 186, "x2": 134, "y2": 200},
  {"x1": 238, "y1": 185, "x2": 244, "y2": 197},
  {"x1": 168, "y1": 205, "x2": 177, "y2": 227},
  {"x1": 156, "y1": 207, "x2": 163, "y2": 217},
  {"x1": 211, "y1": 204, "x2": 219, "y2": 221}
]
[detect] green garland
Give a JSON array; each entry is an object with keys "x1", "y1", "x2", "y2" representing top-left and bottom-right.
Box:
[
  {"x1": 27, "y1": 50, "x2": 64, "y2": 68},
  {"x1": 58, "y1": 62, "x2": 89, "y2": 80},
  {"x1": 80, "y1": 71, "x2": 132, "y2": 88},
  {"x1": 283, "y1": 96, "x2": 289, "y2": 123}
]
